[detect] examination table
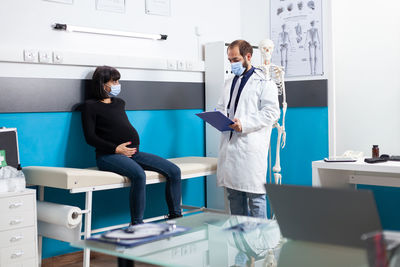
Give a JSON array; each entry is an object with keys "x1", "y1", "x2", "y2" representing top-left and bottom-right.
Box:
[{"x1": 23, "y1": 156, "x2": 218, "y2": 267}]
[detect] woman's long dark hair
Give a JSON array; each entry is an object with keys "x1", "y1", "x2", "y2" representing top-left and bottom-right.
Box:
[{"x1": 91, "y1": 66, "x2": 121, "y2": 100}]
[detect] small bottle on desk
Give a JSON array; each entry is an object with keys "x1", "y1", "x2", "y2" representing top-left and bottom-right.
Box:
[{"x1": 372, "y1": 145, "x2": 379, "y2": 158}]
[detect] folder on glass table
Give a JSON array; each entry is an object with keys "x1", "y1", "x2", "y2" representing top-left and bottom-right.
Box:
[
  {"x1": 89, "y1": 223, "x2": 190, "y2": 247},
  {"x1": 196, "y1": 111, "x2": 234, "y2": 132}
]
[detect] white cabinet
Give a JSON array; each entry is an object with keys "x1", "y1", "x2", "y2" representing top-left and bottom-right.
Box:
[
  {"x1": 0, "y1": 189, "x2": 38, "y2": 267},
  {"x1": 204, "y1": 42, "x2": 230, "y2": 211}
]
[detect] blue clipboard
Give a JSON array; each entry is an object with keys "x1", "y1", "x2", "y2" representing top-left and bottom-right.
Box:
[{"x1": 196, "y1": 111, "x2": 234, "y2": 132}]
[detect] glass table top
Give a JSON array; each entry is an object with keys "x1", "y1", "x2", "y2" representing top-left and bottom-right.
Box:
[{"x1": 71, "y1": 212, "x2": 370, "y2": 267}]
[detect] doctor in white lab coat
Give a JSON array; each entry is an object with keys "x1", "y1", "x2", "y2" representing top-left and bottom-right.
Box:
[{"x1": 216, "y1": 40, "x2": 280, "y2": 218}]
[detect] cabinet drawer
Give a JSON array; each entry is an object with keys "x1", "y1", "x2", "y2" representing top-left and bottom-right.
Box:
[
  {"x1": 0, "y1": 210, "x2": 35, "y2": 231},
  {"x1": 0, "y1": 242, "x2": 37, "y2": 266},
  {"x1": 0, "y1": 194, "x2": 35, "y2": 214},
  {"x1": 0, "y1": 226, "x2": 36, "y2": 248}
]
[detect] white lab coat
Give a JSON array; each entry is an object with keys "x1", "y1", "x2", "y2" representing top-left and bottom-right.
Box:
[{"x1": 216, "y1": 68, "x2": 280, "y2": 194}]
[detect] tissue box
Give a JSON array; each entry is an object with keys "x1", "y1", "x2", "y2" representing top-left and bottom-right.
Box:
[{"x1": 0, "y1": 177, "x2": 26, "y2": 193}]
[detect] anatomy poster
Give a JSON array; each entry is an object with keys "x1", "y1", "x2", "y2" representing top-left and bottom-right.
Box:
[{"x1": 270, "y1": 0, "x2": 323, "y2": 77}]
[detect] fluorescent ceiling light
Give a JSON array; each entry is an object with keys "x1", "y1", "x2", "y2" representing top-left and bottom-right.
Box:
[{"x1": 52, "y1": 23, "x2": 167, "y2": 40}]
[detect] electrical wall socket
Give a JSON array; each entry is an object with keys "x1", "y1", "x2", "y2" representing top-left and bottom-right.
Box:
[
  {"x1": 39, "y1": 51, "x2": 52, "y2": 63},
  {"x1": 53, "y1": 51, "x2": 63, "y2": 64},
  {"x1": 167, "y1": 59, "x2": 177, "y2": 70},
  {"x1": 177, "y1": 60, "x2": 185, "y2": 70},
  {"x1": 23, "y1": 49, "x2": 38, "y2": 62},
  {"x1": 186, "y1": 60, "x2": 194, "y2": 70}
]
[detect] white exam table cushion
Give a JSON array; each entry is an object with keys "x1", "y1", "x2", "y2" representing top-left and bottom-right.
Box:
[{"x1": 23, "y1": 157, "x2": 217, "y2": 190}]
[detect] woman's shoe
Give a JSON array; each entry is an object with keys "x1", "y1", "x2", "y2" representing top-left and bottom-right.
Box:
[{"x1": 166, "y1": 213, "x2": 183, "y2": 220}]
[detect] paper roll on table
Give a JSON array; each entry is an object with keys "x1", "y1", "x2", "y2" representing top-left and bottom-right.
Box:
[
  {"x1": 37, "y1": 201, "x2": 82, "y2": 242},
  {"x1": 37, "y1": 201, "x2": 82, "y2": 228}
]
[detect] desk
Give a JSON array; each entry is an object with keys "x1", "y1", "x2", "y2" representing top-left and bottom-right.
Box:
[
  {"x1": 312, "y1": 160, "x2": 400, "y2": 188},
  {"x1": 71, "y1": 212, "x2": 371, "y2": 267}
]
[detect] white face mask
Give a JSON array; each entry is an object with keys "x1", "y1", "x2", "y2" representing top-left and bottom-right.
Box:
[
  {"x1": 231, "y1": 61, "x2": 246, "y2": 76},
  {"x1": 106, "y1": 84, "x2": 121, "y2": 97}
]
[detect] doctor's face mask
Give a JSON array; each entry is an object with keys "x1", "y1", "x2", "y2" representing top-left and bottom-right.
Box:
[
  {"x1": 228, "y1": 45, "x2": 250, "y2": 76},
  {"x1": 231, "y1": 62, "x2": 246, "y2": 76}
]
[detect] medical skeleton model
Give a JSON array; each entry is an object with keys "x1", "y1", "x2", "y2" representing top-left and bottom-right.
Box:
[
  {"x1": 226, "y1": 217, "x2": 282, "y2": 267},
  {"x1": 258, "y1": 39, "x2": 287, "y2": 186}
]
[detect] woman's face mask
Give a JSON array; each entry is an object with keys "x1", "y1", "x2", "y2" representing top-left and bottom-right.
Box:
[{"x1": 105, "y1": 83, "x2": 121, "y2": 97}]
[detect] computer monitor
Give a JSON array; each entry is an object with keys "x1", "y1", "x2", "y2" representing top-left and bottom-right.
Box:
[{"x1": 265, "y1": 184, "x2": 382, "y2": 248}]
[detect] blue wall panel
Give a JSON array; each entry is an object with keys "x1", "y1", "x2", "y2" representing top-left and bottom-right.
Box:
[
  {"x1": 266, "y1": 107, "x2": 329, "y2": 217},
  {"x1": 0, "y1": 109, "x2": 205, "y2": 258},
  {"x1": 268, "y1": 107, "x2": 400, "y2": 230},
  {"x1": 358, "y1": 185, "x2": 400, "y2": 231},
  {"x1": 269, "y1": 107, "x2": 329, "y2": 186}
]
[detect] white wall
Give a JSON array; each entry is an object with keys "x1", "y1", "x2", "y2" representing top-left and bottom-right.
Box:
[
  {"x1": 332, "y1": 0, "x2": 400, "y2": 156},
  {"x1": 240, "y1": 0, "x2": 269, "y2": 46},
  {"x1": 0, "y1": 0, "x2": 241, "y2": 81},
  {"x1": 3, "y1": 0, "x2": 398, "y2": 155}
]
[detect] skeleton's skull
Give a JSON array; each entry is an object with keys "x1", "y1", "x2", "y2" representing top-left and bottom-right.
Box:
[{"x1": 259, "y1": 39, "x2": 275, "y2": 65}]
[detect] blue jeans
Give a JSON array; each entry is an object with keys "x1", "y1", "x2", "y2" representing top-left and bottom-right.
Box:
[
  {"x1": 226, "y1": 188, "x2": 266, "y2": 218},
  {"x1": 97, "y1": 152, "x2": 182, "y2": 224}
]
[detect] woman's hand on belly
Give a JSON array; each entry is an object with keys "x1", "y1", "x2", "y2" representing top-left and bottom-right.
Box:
[{"x1": 115, "y1": 141, "x2": 137, "y2": 157}]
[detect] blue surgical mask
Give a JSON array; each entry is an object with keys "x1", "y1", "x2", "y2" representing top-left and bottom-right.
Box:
[
  {"x1": 231, "y1": 62, "x2": 245, "y2": 76},
  {"x1": 107, "y1": 84, "x2": 121, "y2": 97}
]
